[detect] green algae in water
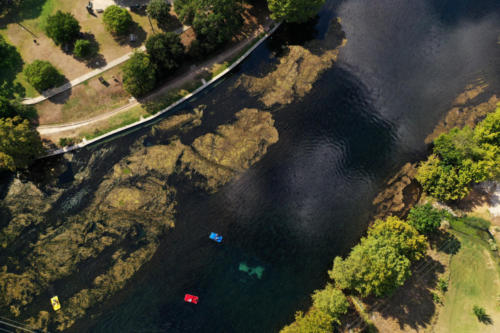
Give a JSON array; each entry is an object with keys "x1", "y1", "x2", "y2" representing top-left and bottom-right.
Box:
[{"x1": 238, "y1": 262, "x2": 264, "y2": 279}]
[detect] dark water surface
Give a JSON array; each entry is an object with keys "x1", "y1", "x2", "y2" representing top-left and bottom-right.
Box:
[{"x1": 15, "y1": 0, "x2": 500, "y2": 332}]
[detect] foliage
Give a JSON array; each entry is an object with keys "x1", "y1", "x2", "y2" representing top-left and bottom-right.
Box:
[
  {"x1": 407, "y1": 203, "x2": 443, "y2": 235},
  {"x1": 174, "y1": 0, "x2": 197, "y2": 24},
  {"x1": 330, "y1": 235, "x2": 412, "y2": 297},
  {"x1": 147, "y1": 0, "x2": 171, "y2": 23},
  {"x1": 417, "y1": 109, "x2": 500, "y2": 201},
  {"x1": 103, "y1": 5, "x2": 133, "y2": 36},
  {"x1": 472, "y1": 305, "x2": 490, "y2": 323},
  {"x1": 367, "y1": 216, "x2": 427, "y2": 261},
  {"x1": 24, "y1": 60, "x2": 65, "y2": 92},
  {"x1": 0, "y1": 116, "x2": 43, "y2": 171},
  {"x1": 175, "y1": 0, "x2": 243, "y2": 55},
  {"x1": 122, "y1": 52, "x2": 157, "y2": 97},
  {"x1": 45, "y1": 11, "x2": 81, "y2": 46},
  {"x1": 438, "y1": 278, "x2": 448, "y2": 292},
  {"x1": 311, "y1": 284, "x2": 349, "y2": 325},
  {"x1": 0, "y1": 96, "x2": 36, "y2": 120},
  {"x1": 145, "y1": 32, "x2": 184, "y2": 73},
  {"x1": 73, "y1": 39, "x2": 97, "y2": 59},
  {"x1": 280, "y1": 308, "x2": 333, "y2": 333},
  {"x1": 0, "y1": 35, "x2": 24, "y2": 99},
  {"x1": 329, "y1": 216, "x2": 426, "y2": 297},
  {"x1": 268, "y1": 0, "x2": 325, "y2": 23},
  {"x1": 0, "y1": 0, "x2": 22, "y2": 15}
]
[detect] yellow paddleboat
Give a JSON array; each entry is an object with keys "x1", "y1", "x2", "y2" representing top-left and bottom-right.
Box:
[{"x1": 50, "y1": 296, "x2": 61, "y2": 311}]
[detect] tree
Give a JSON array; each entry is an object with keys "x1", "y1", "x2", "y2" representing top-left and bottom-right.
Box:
[
  {"x1": 122, "y1": 52, "x2": 157, "y2": 97},
  {"x1": 311, "y1": 284, "x2": 349, "y2": 325},
  {"x1": 280, "y1": 308, "x2": 333, "y2": 333},
  {"x1": 145, "y1": 32, "x2": 184, "y2": 73},
  {"x1": 407, "y1": 203, "x2": 443, "y2": 235},
  {"x1": 268, "y1": 0, "x2": 325, "y2": 23},
  {"x1": 367, "y1": 216, "x2": 427, "y2": 261},
  {"x1": 0, "y1": 0, "x2": 22, "y2": 16},
  {"x1": 0, "y1": 116, "x2": 43, "y2": 171},
  {"x1": 175, "y1": 0, "x2": 243, "y2": 54},
  {"x1": 103, "y1": 5, "x2": 133, "y2": 36},
  {"x1": 174, "y1": 0, "x2": 197, "y2": 25},
  {"x1": 147, "y1": 0, "x2": 171, "y2": 24},
  {"x1": 329, "y1": 236, "x2": 412, "y2": 297},
  {"x1": 0, "y1": 35, "x2": 21, "y2": 69},
  {"x1": 73, "y1": 39, "x2": 97, "y2": 59},
  {"x1": 0, "y1": 96, "x2": 36, "y2": 120},
  {"x1": 45, "y1": 11, "x2": 81, "y2": 46},
  {"x1": 24, "y1": 60, "x2": 65, "y2": 92}
]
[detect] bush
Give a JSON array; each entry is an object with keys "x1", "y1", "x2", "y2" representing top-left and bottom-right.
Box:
[
  {"x1": 103, "y1": 5, "x2": 133, "y2": 36},
  {"x1": 45, "y1": 11, "x2": 81, "y2": 46},
  {"x1": 122, "y1": 52, "x2": 157, "y2": 97},
  {"x1": 280, "y1": 308, "x2": 333, "y2": 333},
  {"x1": 311, "y1": 284, "x2": 349, "y2": 325},
  {"x1": 268, "y1": 0, "x2": 325, "y2": 23},
  {"x1": 147, "y1": 0, "x2": 171, "y2": 23},
  {"x1": 473, "y1": 305, "x2": 490, "y2": 323},
  {"x1": 59, "y1": 137, "x2": 77, "y2": 147},
  {"x1": 24, "y1": 60, "x2": 65, "y2": 92},
  {"x1": 73, "y1": 39, "x2": 97, "y2": 59},
  {"x1": 145, "y1": 32, "x2": 184, "y2": 73},
  {"x1": 407, "y1": 203, "x2": 443, "y2": 235},
  {"x1": 437, "y1": 278, "x2": 448, "y2": 292}
]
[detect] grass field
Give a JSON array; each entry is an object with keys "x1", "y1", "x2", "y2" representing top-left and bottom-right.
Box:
[
  {"x1": 36, "y1": 65, "x2": 130, "y2": 124},
  {"x1": 434, "y1": 228, "x2": 500, "y2": 333},
  {"x1": 0, "y1": 0, "x2": 165, "y2": 97}
]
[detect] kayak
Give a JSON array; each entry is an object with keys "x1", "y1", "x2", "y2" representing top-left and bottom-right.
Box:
[
  {"x1": 209, "y1": 232, "x2": 223, "y2": 243},
  {"x1": 50, "y1": 296, "x2": 61, "y2": 311}
]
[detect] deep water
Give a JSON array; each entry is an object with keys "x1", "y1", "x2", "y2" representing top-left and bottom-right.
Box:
[{"x1": 4, "y1": 0, "x2": 500, "y2": 332}]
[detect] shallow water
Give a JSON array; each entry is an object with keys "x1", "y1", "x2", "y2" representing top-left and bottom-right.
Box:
[{"x1": 2, "y1": 0, "x2": 500, "y2": 332}]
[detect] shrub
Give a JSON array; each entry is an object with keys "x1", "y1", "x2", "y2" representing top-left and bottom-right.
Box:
[
  {"x1": 311, "y1": 284, "x2": 349, "y2": 325},
  {"x1": 280, "y1": 308, "x2": 333, "y2": 333},
  {"x1": 24, "y1": 60, "x2": 65, "y2": 92},
  {"x1": 103, "y1": 5, "x2": 133, "y2": 36},
  {"x1": 145, "y1": 32, "x2": 184, "y2": 73},
  {"x1": 268, "y1": 0, "x2": 325, "y2": 23},
  {"x1": 147, "y1": 0, "x2": 171, "y2": 23},
  {"x1": 473, "y1": 305, "x2": 490, "y2": 323},
  {"x1": 407, "y1": 203, "x2": 443, "y2": 235},
  {"x1": 437, "y1": 278, "x2": 448, "y2": 292},
  {"x1": 45, "y1": 11, "x2": 81, "y2": 46},
  {"x1": 122, "y1": 52, "x2": 157, "y2": 97},
  {"x1": 73, "y1": 39, "x2": 97, "y2": 59}
]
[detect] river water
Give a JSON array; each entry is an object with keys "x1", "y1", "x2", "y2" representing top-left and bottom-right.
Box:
[{"x1": 3, "y1": 0, "x2": 500, "y2": 332}]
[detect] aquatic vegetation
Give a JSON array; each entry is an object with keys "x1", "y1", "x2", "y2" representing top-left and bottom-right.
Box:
[
  {"x1": 239, "y1": 18, "x2": 347, "y2": 107},
  {"x1": 0, "y1": 107, "x2": 278, "y2": 331},
  {"x1": 238, "y1": 262, "x2": 265, "y2": 279}
]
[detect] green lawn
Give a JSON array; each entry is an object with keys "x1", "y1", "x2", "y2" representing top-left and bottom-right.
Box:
[{"x1": 434, "y1": 231, "x2": 500, "y2": 333}]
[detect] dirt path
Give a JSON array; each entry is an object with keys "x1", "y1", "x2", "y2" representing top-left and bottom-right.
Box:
[{"x1": 38, "y1": 23, "x2": 270, "y2": 136}]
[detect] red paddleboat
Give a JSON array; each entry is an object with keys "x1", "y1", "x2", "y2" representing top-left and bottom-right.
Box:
[{"x1": 184, "y1": 294, "x2": 199, "y2": 304}]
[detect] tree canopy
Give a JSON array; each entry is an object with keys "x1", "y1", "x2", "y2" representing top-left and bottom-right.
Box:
[
  {"x1": 24, "y1": 60, "x2": 65, "y2": 92},
  {"x1": 311, "y1": 284, "x2": 349, "y2": 325},
  {"x1": 103, "y1": 5, "x2": 133, "y2": 36},
  {"x1": 329, "y1": 216, "x2": 425, "y2": 297},
  {"x1": 416, "y1": 108, "x2": 499, "y2": 201},
  {"x1": 280, "y1": 308, "x2": 334, "y2": 333},
  {"x1": 0, "y1": 117, "x2": 43, "y2": 171},
  {"x1": 0, "y1": 96, "x2": 36, "y2": 120},
  {"x1": 73, "y1": 39, "x2": 97, "y2": 59},
  {"x1": 407, "y1": 203, "x2": 443, "y2": 235},
  {"x1": 175, "y1": 0, "x2": 243, "y2": 54},
  {"x1": 268, "y1": 0, "x2": 325, "y2": 23},
  {"x1": 122, "y1": 52, "x2": 157, "y2": 97},
  {"x1": 145, "y1": 32, "x2": 184, "y2": 73},
  {"x1": 45, "y1": 11, "x2": 81, "y2": 46},
  {"x1": 147, "y1": 0, "x2": 171, "y2": 24}
]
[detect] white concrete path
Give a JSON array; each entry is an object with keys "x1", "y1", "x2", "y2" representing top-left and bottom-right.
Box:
[{"x1": 22, "y1": 25, "x2": 190, "y2": 105}]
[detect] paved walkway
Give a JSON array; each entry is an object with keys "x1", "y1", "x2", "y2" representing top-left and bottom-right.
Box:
[
  {"x1": 22, "y1": 26, "x2": 191, "y2": 105},
  {"x1": 38, "y1": 22, "x2": 271, "y2": 136}
]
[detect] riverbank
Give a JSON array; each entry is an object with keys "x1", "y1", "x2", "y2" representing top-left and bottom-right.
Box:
[{"x1": 39, "y1": 22, "x2": 280, "y2": 157}]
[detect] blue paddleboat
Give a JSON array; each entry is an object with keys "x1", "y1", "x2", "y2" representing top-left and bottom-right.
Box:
[{"x1": 209, "y1": 232, "x2": 223, "y2": 243}]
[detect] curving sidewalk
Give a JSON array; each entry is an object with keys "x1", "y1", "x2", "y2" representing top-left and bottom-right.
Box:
[{"x1": 22, "y1": 26, "x2": 191, "y2": 105}]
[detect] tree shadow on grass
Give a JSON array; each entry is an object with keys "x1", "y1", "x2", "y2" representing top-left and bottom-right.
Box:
[
  {"x1": 115, "y1": 22, "x2": 147, "y2": 48},
  {"x1": 429, "y1": 230, "x2": 461, "y2": 255},
  {"x1": 364, "y1": 255, "x2": 446, "y2": 331},
  {"x1": 0, "y1": 0, "x2": 47, "y2": 28},
  {"x1": 47, "y1": 86, "x2": 73, "y2": 105},
  {"x1": 0, "y1": 36, "x2": 25, "y2": 98},
  {"x1": 477, "y1": 313, "x2": 494, "y2": 325},
  {"x1": 77, "y1": 32, "x2": 108, "y2": 69}
]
